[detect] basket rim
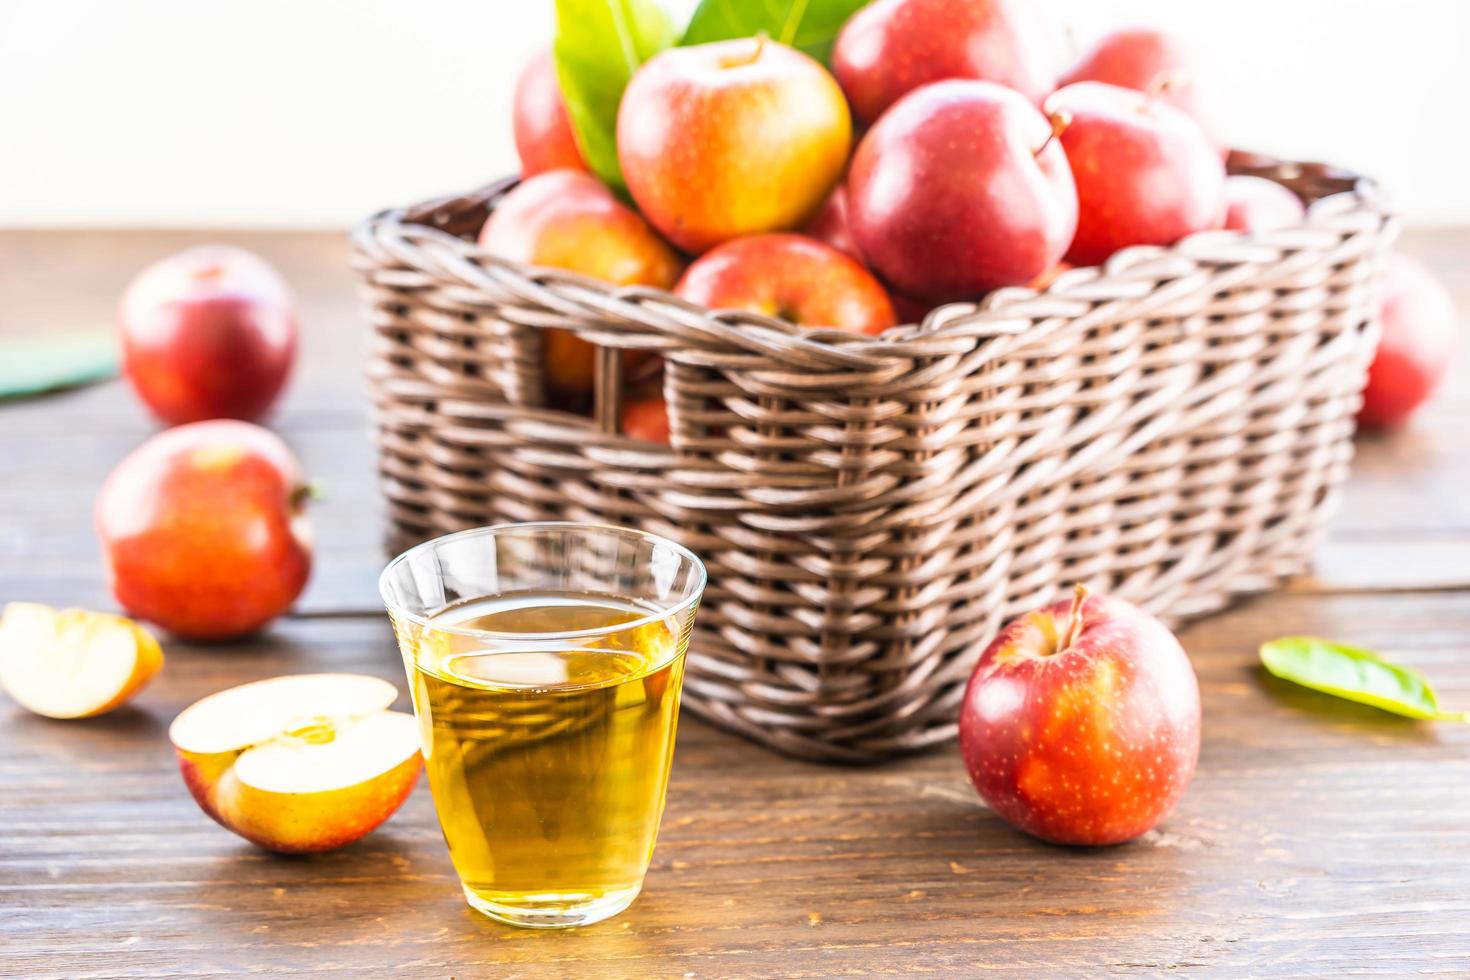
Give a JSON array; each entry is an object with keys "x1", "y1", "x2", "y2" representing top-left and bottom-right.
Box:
[{"x1": 350, "y1": 151, "x2": 1393, "y2": 367}]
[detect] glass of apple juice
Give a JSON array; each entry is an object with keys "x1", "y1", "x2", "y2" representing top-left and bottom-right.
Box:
[{"x1": 379, "y1": 522, "x2": 706, "y2": 929}]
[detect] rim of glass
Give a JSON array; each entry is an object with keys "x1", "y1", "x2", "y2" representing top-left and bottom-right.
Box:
[{"x1": 378, "y1": 521, "x2": 708, "y2": 642}]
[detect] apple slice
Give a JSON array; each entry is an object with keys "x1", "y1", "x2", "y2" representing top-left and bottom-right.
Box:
[
  {"x1": 0, "y1": 602, "x2": 163, "y2": 719},
  {"x1": 168, "y1": 673, "x2": 423, "y2": 854}
]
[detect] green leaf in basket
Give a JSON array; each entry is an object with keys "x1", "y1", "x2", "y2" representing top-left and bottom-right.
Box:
[
  {"x1": 0, "y1": 331, "x2": 118, "y2": 400},
  {"x1": 553, "y1": 0, "x2": 677, "y2": 195},
  {"x1": 1259, "y1": 636, "x2": 1469, "y2": 721},
  {"x1": 681, "y1": 0, "x2": 871, "y2": 64}
]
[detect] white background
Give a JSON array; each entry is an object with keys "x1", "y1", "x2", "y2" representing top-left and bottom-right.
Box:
[{"x1": 1, "y1": 0, "x2": 1464, "y2": 228}]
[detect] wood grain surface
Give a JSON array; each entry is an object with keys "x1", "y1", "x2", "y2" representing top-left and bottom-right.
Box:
[{"x1": 2, "y1": 229, "x2": 1468, "y2": 978}]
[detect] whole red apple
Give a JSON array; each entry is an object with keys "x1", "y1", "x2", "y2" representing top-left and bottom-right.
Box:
[
  {"x1": 1046, "y1": 82, "x2": 1225, "y2": 267},
  {"x1": 804, "y1": 185, "x2": 863, "y2": 262},
  {"x1": 675, "y1": 234, "x2": 896, "y2": 335},
  {"x1": 512, "y1": 49, "x2": 588, "y2": 177},
  {"x1": 959, "y1": 587, "x2": 1201, "y2": 846},
  {"x1": 832, "y1": 0, "x2": 1061, "y2": 123},
  {"x1": 848, "y1": 80, "x2": 1077, "y2": 300},
  {"x1": 480, "y1": 170, "x2": 680, "y2": 400},
  {"x1": 1221, "y1": 175, "x2": 1305, "y2": 233},
  {"x1": 617, "y1": 38, "x2": 850, "y2": 253},
  {"x1": 1058, "y1": 27, "x2": 1225, "y2": 154},
  {"x1": 95, "y1": 420, "x2": 312, "y2": 639},
  {"x1": 118, "y1": 246, "x2": 296, "y2": 426},
  {"x1": 1359, "y1": 252, "x2": 1458, "y2": 429}
]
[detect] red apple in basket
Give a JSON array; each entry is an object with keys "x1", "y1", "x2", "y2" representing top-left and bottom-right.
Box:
[
  {"x1": 621, "y1": 396, "x2": 673, "y2": 445},
  {"x1": 1058, "y1": 27, "x2": 1226, "y2": 154},
  {"x1": 1359, "y1": 252, "x2": 1458, "y2": 429},
  {"x1": 479, "y1": 170, "x2": 680, "y2": 401},
  {"x1": 832, "y1": 0, "x2": 1061, "y2": 123},
  {"x1": 959, "y1": 587, "x2": 1201, "y2": 846},
  {"x1": 119, "y1": 246, "x2": 296, "y2": 425},
  {"x1": 848, "y1": 80, "x2": 1077, "y2": 301},
  {"x1": 1221, "y1": 175, "x2": 1306, "y2": 233},
  {"x1": 512, "y1": 49, "x2": 588, "y2": 177},
  {"x1": 675, "y1": 233, "x2": 896, "y2": 335},
  {"x1": 617, "y1": 38, "x2": 851, "y2": 254},
  {"x1": 95, "y1": 420, "x2": 312, "y2": 639},
  {"x1": 1046, "y1": 82, "x2": 1225, "y2": 267},
  {"x1": 804, "y1": 184, "x2": 863, "y2": 262}
]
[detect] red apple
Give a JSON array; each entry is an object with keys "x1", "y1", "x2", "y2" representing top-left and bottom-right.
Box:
[
  {"x1": 95, "y1": 420, "x2": 312, "y2": 639},
  {"x1": 1359, "y1": 253, "x2": 1458, "y2": 429},
  {"x1": 1046, "y1": 82, "x2": 1225, "y2": 267},
  {"x1": 848, "y1": 80, "x2": 1077, "y2": 301},
  {"x1": 675, "y1": 233, "x2": 896, "y2": 335},
  {"x1": 512, "y1": 49, "x2": 588, "y2": 177},
  {"x1": 804, "y1": 184, "x2": 863, "y2": 262},
  {"x1": 118, "y1": 246, "x2": 296, "y2": 426},
  {"x1": 621, "y1": 396, "x2": 672, "y2": 445},
  {"x1": 1221, "y1": 175, "x2": 1305, "y2": 233},
  {"x1": 617, "y1": 38, "x2": 851, "y2": 253},
  {"x1": 479, "y1": 170, "x2": 680, "y2": 400},
  {"x1": 832, "y1": 0, "x2": 1061, "y2": 123},
  {"x1": 959, "y1": 587, "x2": 1201, "y2": 846},
  {"x1": 1058, "y1": 27, "x2": 1225, "y2": 153}
]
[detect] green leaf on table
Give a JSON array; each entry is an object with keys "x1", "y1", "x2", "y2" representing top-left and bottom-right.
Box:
[
  {"x1": 681, "y1": 0, "x2": 871, "y2": 64},
  {"x1": 553, "y1": 0, "x2": 677, "y2": 194},
  {"x1": 0, "y1": 331, "x2": 118, "y2": 400},
  {"x1": 1259, "y1": 636, "x2": 1468, "y2": 721}
]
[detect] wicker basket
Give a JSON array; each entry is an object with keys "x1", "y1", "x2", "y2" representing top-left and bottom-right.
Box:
[{"x1": 351, "y1": 152, "x2": 1395, "y2": 762}]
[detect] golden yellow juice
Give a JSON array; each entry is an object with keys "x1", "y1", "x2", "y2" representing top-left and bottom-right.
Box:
[{"x1": 399, "y1": 590, "x2": 688, "y2": 925}]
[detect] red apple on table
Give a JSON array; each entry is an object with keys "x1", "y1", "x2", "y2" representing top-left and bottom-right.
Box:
[
  {"x1": 848, "y1": 80, "x2": 1077, "y2": 301},
  {"x1": 804, "y1": 185, "x2": 863, "y2": 262},
  {"x1": 617, "y1": 38, "x2": 851, "y2": 254},
  {"x1": 1046, "y1": 82, "x2": 1225, "y2": 267},
  {"x1": 675, "y1": 233, "x2": 897, "y2": 335},
  {"x1": 170, "y1": 674, "x2": 421, "y2": 854},
  {"x1": 832, "y1": 0, "x2": 1061, "y2": 123},
  {"x1": 512, "y1": 49, "x2": 588, "y2": 177},
  {"x1": 95, "y1": 420, "x2": 312, "y2": 640},
  {"x1": 959, "y1": 587, "x2": 1201, "y2": 846},
  {"x1": 1359, "y1": 252, "x2": 1458, "y2": 429},
  {"x1": 479, "y1": 170, "x2": 680, "y2": 400},
  {"x1": 1058, "y1": 27, "x2": 1225, "y2": 154},
  {"x1": 1221, "y1": 175, "x2": 1306, "y2": 233},
  {"x1": 118, "y1": 246, "x2": 296, "y2": 426}
]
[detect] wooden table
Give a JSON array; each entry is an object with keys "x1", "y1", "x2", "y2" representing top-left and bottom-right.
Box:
[{"x1": 3, "y1": 230, "x2": 1468, "y2": 978}]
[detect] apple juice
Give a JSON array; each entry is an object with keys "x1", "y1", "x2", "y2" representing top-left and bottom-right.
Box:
[{"x1": 400, "y1": 590, "x2": 687, "y2": 923}]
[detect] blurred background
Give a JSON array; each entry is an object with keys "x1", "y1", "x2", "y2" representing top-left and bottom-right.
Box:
[{"x1": 2, "y1": 0, "x2": 1466, "y2": 229}]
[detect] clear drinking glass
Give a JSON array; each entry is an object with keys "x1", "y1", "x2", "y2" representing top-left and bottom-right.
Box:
[{"x1": 379, "y1": 522, "x2": 706, "y2": 928}]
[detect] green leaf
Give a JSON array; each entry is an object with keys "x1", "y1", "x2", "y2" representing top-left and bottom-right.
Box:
[
  {"x1": 1259, "y1": 636, "x2": 1469, "y2": 721},
  {"x1": 0, "y1": 331, "x2": 117, "y2": 400},
  {"x1": 553, "y1": 0, "x2": 677, "y2": 194},
  {"x1": 681, "y1": 0, "x2": 871, "y2": 64}
]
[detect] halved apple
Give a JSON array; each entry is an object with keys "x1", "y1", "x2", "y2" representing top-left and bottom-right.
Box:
[
  {"x1": 0, "y1": 602, "x2": 163, "y2": 718},
  {"x1": 168, "y1": 673, "x2": 423, "y2": 854}
]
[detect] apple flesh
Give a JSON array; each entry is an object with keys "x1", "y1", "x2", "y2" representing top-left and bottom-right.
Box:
[
  {"x1": 833, "y1": 0, "x2": 1060, "y2": 122},
  {"x1": 617, "y1": 38, "x2": 851, "y2": 254},
  {"x1": 1359, "y1": 253, "x2": 1458, "y2": 429},
  {"x1": 512, "y1": 49, "x2": 588, "y2": 177},
  {"x1": 1046, "y1": 81, "x2": 1225, "y2": 267},
  {"x1": 1058, "y1": 27, "x2": 1225, "y2": 154},
  {"x1": 480, "y1": 170, "x2": 679, "y2": 402},
  {"x1": 848, "y1": 80, "x2": 1077, "y2": 300},
  {"x1": 0, "y1": 603, "x2": 163, "y2": 719},
  {"x1": 119, "y1": 246, "x2": 296, "y2": 426},
  {"x1": 169, "y1": 674, "x2": 421, "y2": 854},
  {"x1": 675, "y1": 233, "x2": 896, "y2": 335},
  {"x1": 1221, "y1": 175, "x2": 1306, "y2": 233},
  {"x1": 959, "y1": 587, "x2": 1201, "y2": 846},
  {"x1": 95, "y1": 420, "x2": 312, "y2": 640}
]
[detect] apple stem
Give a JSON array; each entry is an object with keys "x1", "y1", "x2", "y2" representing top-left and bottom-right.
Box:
[
  {"x1": 1061, "y1": 584, "x2": 1088, "y2": 650},
  {"x1": 1035, "y1": 112, "x2": 1071, "y2": 158},
  {"x1": 728, "y1": 31, "x2": 767, "y2": 68}
]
